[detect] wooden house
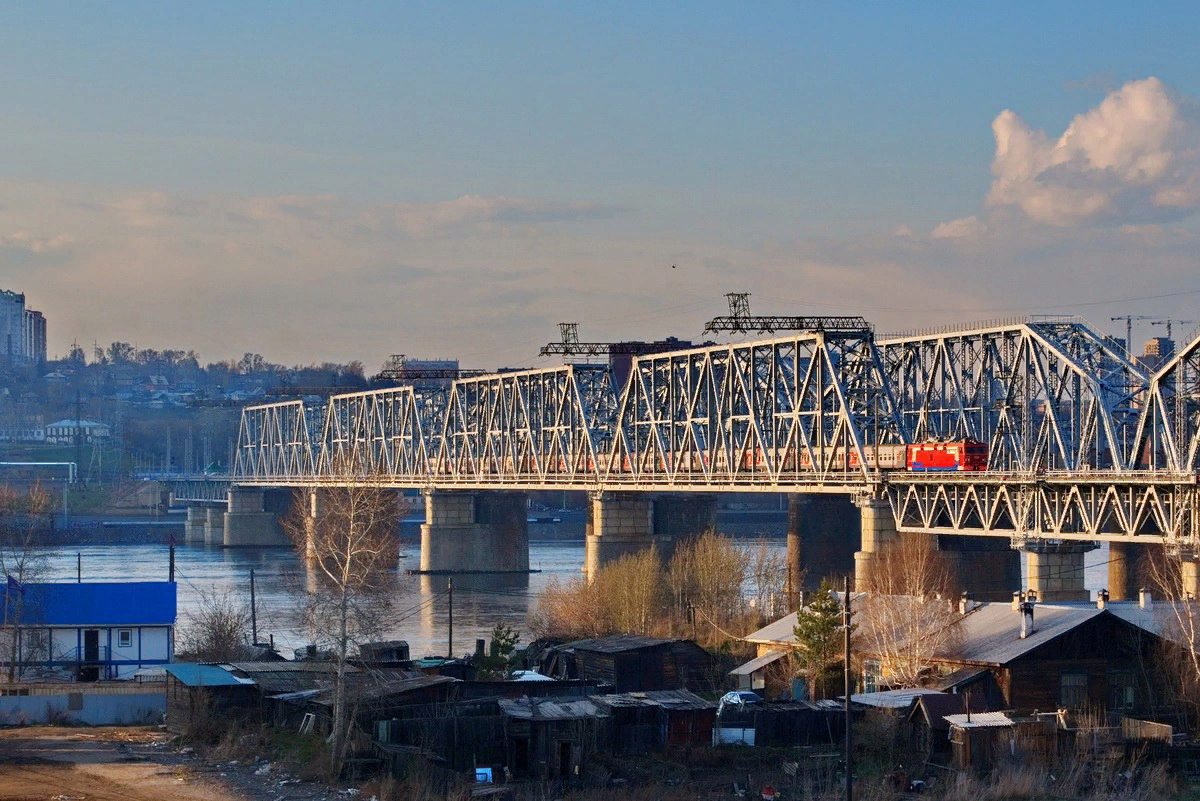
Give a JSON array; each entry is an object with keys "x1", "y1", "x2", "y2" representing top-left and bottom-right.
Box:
[
  {"x1": 922, "y1": 601, "x2": 1166, "y2": 715},
  {"x1": 540, "y1": 634, "x2": 717, "y2": 692}
]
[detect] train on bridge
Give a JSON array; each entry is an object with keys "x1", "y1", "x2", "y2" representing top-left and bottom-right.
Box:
[{"x1": 670, "y1": 439, "x2": 989, "y2": 474}]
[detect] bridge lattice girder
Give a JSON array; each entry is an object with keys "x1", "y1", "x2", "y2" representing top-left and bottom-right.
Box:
[{"x1": 219, "y1": 320, "x2": 1200, "y2": 543}]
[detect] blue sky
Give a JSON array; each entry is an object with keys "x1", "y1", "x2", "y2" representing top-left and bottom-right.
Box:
[{"x1": 2, "y1": 3, "x2": 1200, "y2": 367}]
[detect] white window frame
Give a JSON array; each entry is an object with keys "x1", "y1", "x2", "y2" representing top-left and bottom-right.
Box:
[{"x1": 118, "y1": 629, "x2": 132, "y2": 649}]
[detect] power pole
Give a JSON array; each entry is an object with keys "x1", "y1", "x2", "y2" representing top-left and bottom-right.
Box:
[
  {"x1": 447, "y1": 577, "x2": 454, "y2": 659},
  {"x1": 843, "y1": 575, "x2": 853, "y2": 801}
]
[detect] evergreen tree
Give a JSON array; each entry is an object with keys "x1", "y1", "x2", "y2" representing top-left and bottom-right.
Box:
[{"x1": 792, "y1": 580, "x2": 845, "y2": 700}]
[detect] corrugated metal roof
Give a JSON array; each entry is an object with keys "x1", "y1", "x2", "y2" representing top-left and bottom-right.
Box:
[
  {"x1": 945, "y1": 712, "x2": 1014, "y2": 728},
  {"x1": 594, "y1": 689, "x2": 715, "y2": 711},
  {"x1": 730, "y1": 649, "x2": 788, "y2": 676},
  {"x1": 849, "y1": 689, "x2": 945, "y2": 708},
  {"x1": 9, "y1": 582, "x2": 176, "y2": 626},
  {"x1": 166, "y1": 663, "x2": 253, "y2": 687},
  {"x1": 499, "y1": 696, "x2": 606, "y2": 720},
  {"x1": 934, "y1": 603, "x2": 1105, "y2": 665},
  {"x1": 563, "y1": 634, "x2": 686, "y2": 654}
]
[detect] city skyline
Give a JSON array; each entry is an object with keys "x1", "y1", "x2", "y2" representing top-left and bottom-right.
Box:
[{"x1": 2, "y1": 3, "x2": 1199, "y2": 369}]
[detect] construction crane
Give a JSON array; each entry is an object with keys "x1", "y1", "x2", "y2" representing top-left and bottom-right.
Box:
[
  {"x1": 1150, "y1": 318, "x2": 1195, "y2": 341},
  {"x1": 702, "y1": 293, "x2": 871, "y2": 336},
  {"x1": 373, "y1": 354, "x2": 486, "y2": 382},
  {"x1": 1110, "y1": 315, "x2": 1153, "y2": 359},
  {"x1": 539, "y1": 322, "x2": 685, "y2": 358}
]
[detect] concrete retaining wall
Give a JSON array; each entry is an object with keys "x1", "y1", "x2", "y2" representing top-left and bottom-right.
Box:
[{"x1": 0, "y1": 689, "x2": 164, "y2": 726}]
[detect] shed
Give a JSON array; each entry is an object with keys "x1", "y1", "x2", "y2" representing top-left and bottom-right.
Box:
[
  {"x1": 946, "y1": 712, "x2": 1016, "y2": 771},
  {"x1": 540, "y1": 635, "x2": 716, "y2": 692},
  {"x1": 594, "y1": 689, "x2": 716, "y2": 750},
  {"x1": 164, "y1": 663, "x2": 256, "y2": 734},
  {"x1": 905, "y1": 692, "x2": 990, "y2": 756},
  {"x1": 498, "y1": 696, "x2": 609, "y2": 780}
]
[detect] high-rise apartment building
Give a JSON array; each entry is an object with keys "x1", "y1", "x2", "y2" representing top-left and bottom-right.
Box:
[
  {"x1": 0, "y1": 289, "x2": 48, "y2": 366},
  {"x1": 24, "y1": 309, "x2": 46, "y2": 366},
  {"x1": 0, "y1": 289, "x2": 24, "y2": 363}
]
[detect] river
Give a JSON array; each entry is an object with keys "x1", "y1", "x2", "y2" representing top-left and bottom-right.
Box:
[{"x1": 35, "y1": 512, "x2": 1114, "y2": 659}]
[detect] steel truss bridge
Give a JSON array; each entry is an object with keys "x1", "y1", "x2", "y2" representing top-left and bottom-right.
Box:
[{"x1": 201, "y1": 316, "x2": 1200, "y2": 547}]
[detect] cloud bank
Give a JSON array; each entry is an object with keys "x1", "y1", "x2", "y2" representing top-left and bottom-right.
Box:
[{"x1": 985, "y1": 77, "x2": 1200, "y2": 227}]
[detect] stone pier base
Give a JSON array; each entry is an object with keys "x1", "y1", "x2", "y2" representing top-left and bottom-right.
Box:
[{"x1": 420, "y1": 491, "x2": 529, "y2": 573}]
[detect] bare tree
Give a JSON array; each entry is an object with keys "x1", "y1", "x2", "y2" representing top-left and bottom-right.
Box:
[
  {"x1": 1145, "y1": 548, "x2": 1200, "y2": 728},
  {"x1": 176, "y1": 584, "x2": 255, "y2": 662},
  {"x1": 859, "y1": 533, "x2": 963, "y2": 688},
  {"x1": 0, "y1": 485, "x2": 52, "y2": 682},
  {"x1": 747, "y1": 538, "x2": 788, "y2": 623},
  {"x1": 282, "y1": 481, "x2": 400, "y2": 777},
  {"x1": 667, "y1": 532, "x2": 749, "y2": 627}
]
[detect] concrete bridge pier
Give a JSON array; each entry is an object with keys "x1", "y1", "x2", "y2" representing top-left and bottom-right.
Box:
[
  {"x1": 185, "y1": 505, "x2": 208, "y2": 543},
  {"x1": 419, "y1": 491, "x2": 529, "y2": 573},
  {"x1": 936, "y1": 535, "x2": 1022, "y2": 602},
  {"x1": 854, "y1": 497, "x2": 898, "y2": 591},
  {"x1": 223, "y1": 487, "x2": 288, "y2": 547},
  {"x1": 1023, "y1": 540, "x2": 1099, "y2": 601},
  {"x1": 584, "y1": 492, "x2": 717, "y2": 580},
  {"x1": 1107, "y1": 541, "x2": 1152, "y2": 601},
  {"x1": 204, "y1": 506, "x2": 225, "y2": 545},
  {"x1": 786, "y1": 494, "x2": 860, "y2": 601},
  {"x1": 1182, "y1": 558, "x2": 1200, "y2": 600}
]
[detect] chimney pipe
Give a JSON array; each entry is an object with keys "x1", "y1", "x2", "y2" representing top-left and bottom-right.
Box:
[
  {"x1": 958, "y1": 592, "x2": 973, "y2": 615},
  {"x1": 1025, "y1": 589, "x2": 1038, "y2": 604},
  {"x1": 1096, "y1": 589, "x2": 1109, "y2": 610},
  {"x1": 1019, "y1": 601, "x2": 1035, "y2": 639},
  {"x1": 1139, "y1": 588, "x2": 1152, "y2": 609},
  {"x1": 1012, "y1": 591, "x2": 1022, "y2": 612}
]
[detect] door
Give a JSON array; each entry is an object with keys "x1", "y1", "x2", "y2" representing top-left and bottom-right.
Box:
[{"x1": 80, "y1": 630, "x2": 100, "y2": 682}]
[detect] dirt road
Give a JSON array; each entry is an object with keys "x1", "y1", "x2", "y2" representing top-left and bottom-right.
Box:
[{"x1": 0, "y1": 726, "x2": 245, "y2": 801}]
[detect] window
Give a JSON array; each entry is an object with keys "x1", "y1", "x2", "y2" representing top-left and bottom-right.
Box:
[
  {"x1": 1109, "y1": 671, "x2": 1137, "y2": 710},
  {"x1": 863, "y1": 660, "x2": 881, "y2": 694},
  {"x1": 118, "y1": 630, "x2": 132, "y2": 648},
  {"x1": 1060, "y1": 672, "x2": 1088, "y2": 708}
]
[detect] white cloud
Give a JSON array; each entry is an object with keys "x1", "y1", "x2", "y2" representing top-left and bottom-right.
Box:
[
  {"x1": 985, "y1": 77, "x2": 1200, "y2": 226},
  {"x1": 930, "y1": 215, "x2": 986, "y2": 239},
  {"x1": 0, "y1": 230, "x2": 73, "y2": 253}
]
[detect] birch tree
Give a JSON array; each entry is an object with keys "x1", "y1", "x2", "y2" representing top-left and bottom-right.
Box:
[
  {"x1": 0, "y1": 485, "x2": 51, "y2": 682},
  {"x1": 283, "y1": 481, "x2": 400, "y2": 777},
  {"x1": 1146, "y1": 548, "x2": 1200, "y2": 729},
  {"x1": 859, "y1": 533, "x2": 963, "y2": 688}
]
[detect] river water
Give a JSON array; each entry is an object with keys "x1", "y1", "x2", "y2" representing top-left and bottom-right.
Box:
[{"x1": 37, "y1": 513, "x2": 1113, "y2": 659}]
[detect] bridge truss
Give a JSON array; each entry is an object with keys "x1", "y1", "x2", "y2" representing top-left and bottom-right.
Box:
[{"x1": 216, "y1": 318, "x2": 1200, "y2": 545}]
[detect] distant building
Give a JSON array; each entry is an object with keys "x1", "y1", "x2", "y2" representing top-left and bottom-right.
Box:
[
  {"x1": 1139, "y1": 336, "x2": 1175, "y2": 371},
  {"x1": 0, "y1": 289, "x2": 48, "y2": 366},
  {"x1": 2, "y1": 581, "x2": 176, "y2": 681},
  {"x1": 23, "y1": 309, "x2": 46, "y2": 366},
  {"x1": 0, "y1": 289, "x2": 24, "y2": 364},
  {"x1": 44, "y1": 419, "x2": 111, "y2": 444},
  {"x1": 0, "y1": 413, "x2": 45, "y2": 442}
]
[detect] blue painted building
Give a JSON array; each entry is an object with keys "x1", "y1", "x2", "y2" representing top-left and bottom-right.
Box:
[{"x1": 3, "y1": 582, "x2": 176, "y2": 680}]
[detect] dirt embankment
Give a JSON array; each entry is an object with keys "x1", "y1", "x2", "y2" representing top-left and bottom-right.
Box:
[{"x1": 0, "y1": 726, "x2": 345, "y2": 801}]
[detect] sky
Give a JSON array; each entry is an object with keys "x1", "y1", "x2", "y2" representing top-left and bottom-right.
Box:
[{"x1": 2, "y1": 2, "x2": 1200, "y2": 370}]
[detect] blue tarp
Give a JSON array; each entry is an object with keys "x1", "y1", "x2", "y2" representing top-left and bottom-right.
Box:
[{"x1": 5, "y1": 582, "x2": 176, "y2": 626}]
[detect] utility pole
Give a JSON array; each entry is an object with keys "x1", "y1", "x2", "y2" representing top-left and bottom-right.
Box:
[
  {"x1": 250, "y1": 568, "x2": 258, "y2": 646},
  {"x1": 447, "y1": 577, "x2": 454, "y2": 659},
  {"x1": 1110, "y1": 315, "x2": 1152, "y2": 359},
  {"x1": 843, "y1": 575, "x2": 853, "y2": 801}
]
